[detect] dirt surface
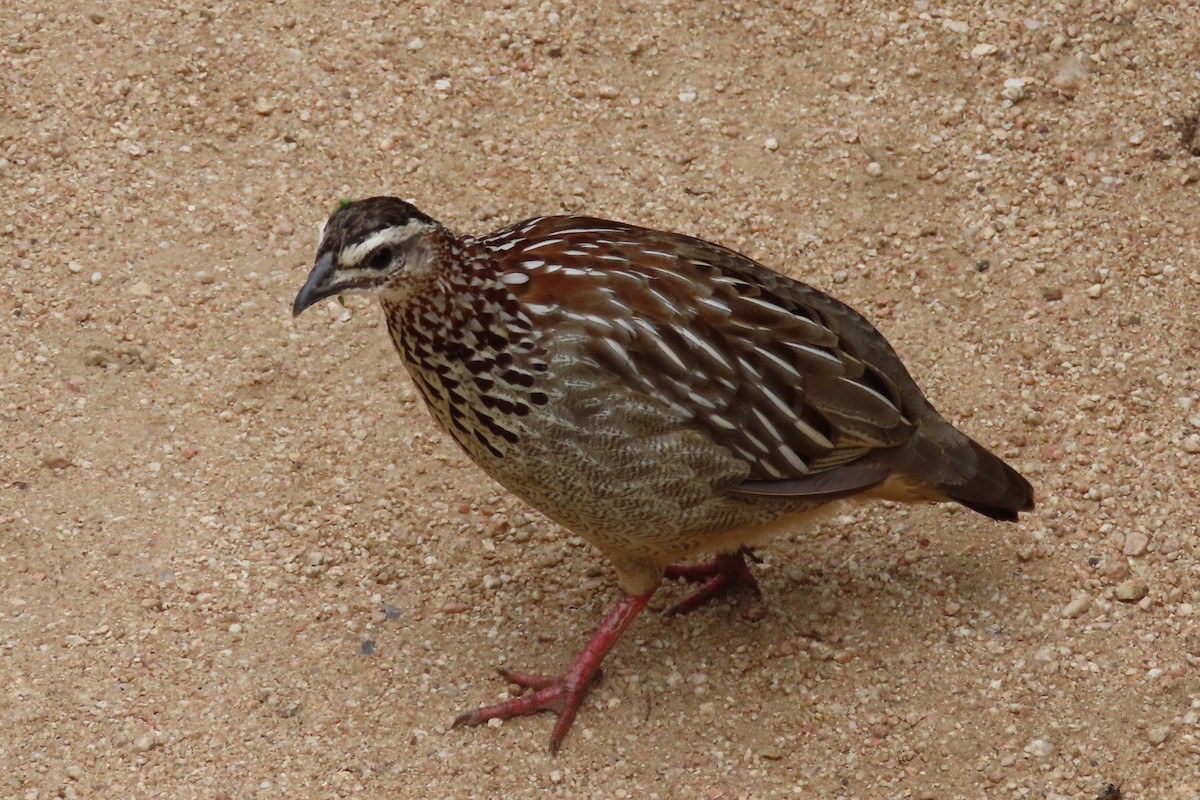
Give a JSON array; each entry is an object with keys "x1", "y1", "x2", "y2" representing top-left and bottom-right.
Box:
[{"x1": 3, "y1": 1, "x2": 1199, "y2": 798}]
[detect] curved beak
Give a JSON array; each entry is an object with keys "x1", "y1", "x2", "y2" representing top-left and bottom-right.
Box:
[{"x1": 292, "y1": 252, "x2": 336, "y2": 317}]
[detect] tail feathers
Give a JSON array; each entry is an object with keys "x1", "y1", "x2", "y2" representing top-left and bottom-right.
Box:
[
  {"x1": 898, "y1": 421, "x2": 1034, "y2": 522},
  {"x1": 938, "y1": 437, "x2": 1035, "y2": 522}
]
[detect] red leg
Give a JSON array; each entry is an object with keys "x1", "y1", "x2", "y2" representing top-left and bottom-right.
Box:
[
  {"x1": 452, "y1": 589, "x2": 654, "y2": 753},
  {"x1": 663, "y1": 548, "x2": 761, "y2": 615}
]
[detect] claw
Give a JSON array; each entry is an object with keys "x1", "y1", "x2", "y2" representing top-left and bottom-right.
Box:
[{"x1": 452, "y1": 592, "x2": 651, "y2": 752}]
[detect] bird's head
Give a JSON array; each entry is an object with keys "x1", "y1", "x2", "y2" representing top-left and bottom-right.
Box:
[{"x1": 292, "y1": 196, "x2": 442, "y2": 317}]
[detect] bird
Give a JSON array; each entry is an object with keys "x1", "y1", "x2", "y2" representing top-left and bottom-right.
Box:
[{"x1": 292, "y1": 196, "x2": 1034, "y2": 752}]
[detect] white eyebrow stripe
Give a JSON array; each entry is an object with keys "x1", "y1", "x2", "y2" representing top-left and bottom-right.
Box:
[{"x1": 340, "y1": 221, "x2": 429, "y2": 267}]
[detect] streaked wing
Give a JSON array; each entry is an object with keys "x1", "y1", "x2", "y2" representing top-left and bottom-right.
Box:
[{"x1": 479, "y1": 217, "x2": 918, "y2": 487}]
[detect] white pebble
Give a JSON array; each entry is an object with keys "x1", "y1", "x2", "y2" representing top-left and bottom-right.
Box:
[
  {"x1": 1147, "y1": 725, "x2": 1170, "y2": 745},
  {"x1": 1024, "y1": 738, "x2": 1054, "y2": 758},
  {"x1": 1002, "y1": 78, "x2": 1027, "y2": 102},
  {"x1": 866, "y1": 161, "x2": 883, "y2": 177},
  {"x1": 68, "y1": 260, "x2": 82, "y2": 273},
  {"x1": 678, "y1": 90, "x2": 697, "y2": 103},
  {"x1": 1060, "y1": 593, "x2": 1091, "y2": 619},
  {"x1": 90, "y1": 272, "x2": 103, "y2": 285},
  {"x1": 763, "y1": 137, "x2": 778, "y2": 151},
  {"x1": 407, "y1": 37, "x2": 424, "y2": 51}
]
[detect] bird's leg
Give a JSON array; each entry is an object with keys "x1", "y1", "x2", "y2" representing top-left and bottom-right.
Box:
[
  {"x1": 662, "y1": 547, "x2": 762, "y2": 615},
  {"x1": 452, "y1": 588, "x2": 655, "y2": 753}
]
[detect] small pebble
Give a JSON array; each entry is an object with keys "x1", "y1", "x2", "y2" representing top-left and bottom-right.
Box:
[
  {"x1": 1061, "y1": 592, "x2": 1091, "y2": 619},
  {"x1": 1024, "y1": 738, "x2": 1054, "y2": 758},
  {"x1": 1122, "y1": 532, "x2": 1149, "y2": 557},
  {"x1": 1115, "y1": 578, "x2": 1148, "y2": 602},
  {"x1": 1002, "y1": 78, "x2": 1027, "y2": 102},
  {"x1": 1050, "y1": 56, "x2": 1087, "y2": 96},
  {"x1": 1147, "y1": 725, "x2": 1170, "y2": 745},
  {"x1": 41, "y1": 453, "x2": 72, "y2": 469},
  {"x1": 866, "y1": 161, "x2": 883, "y2": 177}
]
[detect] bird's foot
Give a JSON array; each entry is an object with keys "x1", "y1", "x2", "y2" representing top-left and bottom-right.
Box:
[
  {"x1": 451, "y1": 590, "x2": 653, "y2": 753},
  {"x1": 663, "y1": 547, "x2": 762, "y2": 615},
  {"x1": 452, "y1": 667, "x2": 601, "y2": 753}
]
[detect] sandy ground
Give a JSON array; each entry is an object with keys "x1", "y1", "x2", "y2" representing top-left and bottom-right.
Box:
[{"x1": 3, "y1": 1, "x2": 1199, "y2": 798}]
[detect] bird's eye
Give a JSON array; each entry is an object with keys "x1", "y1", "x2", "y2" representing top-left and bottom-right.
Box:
[{"x1": 366, "y1": 246, "x2": 394, "y2": 270}]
